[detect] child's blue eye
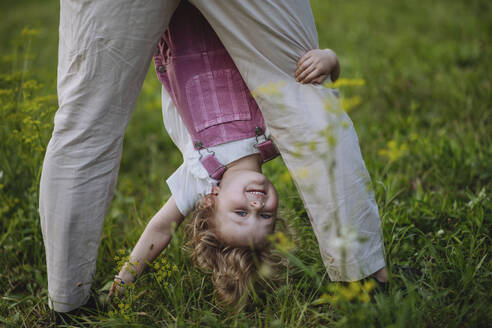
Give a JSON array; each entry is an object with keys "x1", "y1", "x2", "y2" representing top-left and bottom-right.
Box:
[
  {"x1": 235, "y1": 210, "x2": 247, "y2": 217},
  {"x1": 260, "y1": 213, "x2": 272, "y2": 219}
]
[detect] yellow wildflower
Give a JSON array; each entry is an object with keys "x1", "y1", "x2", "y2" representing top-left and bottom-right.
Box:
[
  {"x1": 341, "y1": 96, "x2": 362, "y2": 112},
  {"x1": 329, "y1": 78, "x2": 366, "y2": 88},
  {"x1": 378, "y1": 140, "x2": 408, "y2": 162},
  {"x1": 358, "y1": 292, "x2": 371, "y2": 303},
  {"x1": 361, "y1": 279, "x2": 376, "y2": 293},
  {"x1": 20, "y1": 27, "x2": 41, "y2": 38},
  {"x1": 268, "y1": 231, "x2": 295, "y2": 252},
  {"x1": 251, "y1": 81, "x2": 285, "y2": 98},
  {"x1": 296, "y1": 167, "x2": 309, "y2": 179}
]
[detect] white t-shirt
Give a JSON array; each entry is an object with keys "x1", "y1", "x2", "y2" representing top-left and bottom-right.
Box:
[{"x1": 162, "y1": 88, "x2": 269, "y2": 216}]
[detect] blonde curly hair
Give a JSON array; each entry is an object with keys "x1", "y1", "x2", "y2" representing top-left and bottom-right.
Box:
[{"x1": 186, "y1": 193, "x2": 282, "y2": 307}]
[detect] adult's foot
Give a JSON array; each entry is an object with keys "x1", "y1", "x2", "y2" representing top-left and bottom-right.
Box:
[{"x1": 50, "y1": 289, "x2": 104, "y2": 325}]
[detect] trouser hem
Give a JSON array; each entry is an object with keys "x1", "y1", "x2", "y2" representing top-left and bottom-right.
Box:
[
  {"x1": 326, "y1": 247, "x2": 386, "y2": 282},
  {"x1": 48, "y1": 290, "x2": 90, "y2": 313}
]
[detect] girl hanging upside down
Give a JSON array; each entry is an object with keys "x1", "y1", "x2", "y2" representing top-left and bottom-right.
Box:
[{"x1": 110, "y1": 0, "x2": 383, "y2": 306}]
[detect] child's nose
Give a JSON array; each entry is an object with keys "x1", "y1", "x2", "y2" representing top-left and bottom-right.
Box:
[{"x1": 250, "y1": 200, "x2": 265, "y2": 209}]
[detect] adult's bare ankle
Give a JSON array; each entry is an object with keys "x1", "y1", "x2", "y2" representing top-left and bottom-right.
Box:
[{"x1": 372, "y1": 267, "x2": 388, "y2": 283}]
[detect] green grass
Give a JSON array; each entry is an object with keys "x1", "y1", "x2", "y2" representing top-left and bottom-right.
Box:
[{"x1": 1, "y1": 0, "x2": 491, "y2": 326}]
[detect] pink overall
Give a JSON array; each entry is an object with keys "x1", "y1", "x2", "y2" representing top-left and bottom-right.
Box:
[{"x1": 154, "y1": 1, "x2": 277, "y2": 179}]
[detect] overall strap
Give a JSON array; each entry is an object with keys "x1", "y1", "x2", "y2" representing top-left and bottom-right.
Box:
[
  {"x1": 256, "y1": 139, "x2": 278, "y2": 162},
  {"x1": 200, "y1": 153, "x2": 227, "y2": 180},
  {"x1": 253, "y1": 126, "x2": 279, "y2": 162},
  {"x1": 199, "y1": 127, "x2": 279, "y2": 180}
]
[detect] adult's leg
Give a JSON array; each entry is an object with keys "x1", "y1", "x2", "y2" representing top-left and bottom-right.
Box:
[
  {"x1": 39, "y1": 0, "x2": 180, "y2": 312},
  {"x1": 191, "y1": 0, "x2": 386, "y2": 281}
]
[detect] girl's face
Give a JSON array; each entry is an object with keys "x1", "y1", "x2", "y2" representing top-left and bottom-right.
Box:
[{"x1": 212, "y1": 170, "x2": 278, "y2": 248}]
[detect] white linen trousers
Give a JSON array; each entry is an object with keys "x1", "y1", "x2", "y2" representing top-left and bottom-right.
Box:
[{"x1": 40, "y1": 0, "x2": 386, "y2": 312}]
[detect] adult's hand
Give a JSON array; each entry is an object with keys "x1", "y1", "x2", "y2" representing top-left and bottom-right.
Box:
[{"x1": 295, "y1": 49, "x2": 341, "y2": 84}]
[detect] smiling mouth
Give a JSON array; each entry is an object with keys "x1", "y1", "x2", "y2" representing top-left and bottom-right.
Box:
[
  {"x1": 246, "y1": 190, "x2": 266, "y2": 195},
  {"x1": 246, "y1": 190, "x2": 267, "y2": 203}
]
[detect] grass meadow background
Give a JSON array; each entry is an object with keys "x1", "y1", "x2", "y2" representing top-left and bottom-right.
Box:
[{"x1": 1, "y1": 0, "x2": 491, "y2": 326}]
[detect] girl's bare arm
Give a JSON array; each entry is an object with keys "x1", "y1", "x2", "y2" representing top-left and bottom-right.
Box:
[{"x1": 110, "y1": 196, "x2": 184, "y2": 295}]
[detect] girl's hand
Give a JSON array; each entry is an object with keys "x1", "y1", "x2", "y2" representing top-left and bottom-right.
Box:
[
  {"x1": 295, "y1": 49, "x2": 340, "y2": 84},
  {"x1": 108, "y1": 276, "x2": 126, "y2": 299}
]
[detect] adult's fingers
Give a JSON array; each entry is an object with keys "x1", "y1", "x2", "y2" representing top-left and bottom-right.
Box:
[
  {"x1": 296, "y1": 64, "x2": 316, "y2": 82},
  {"x1": 295, "y1": 57, "x2": 313, "y2": 77},
  {"x1": 300, "y1": 67, "x2": 321, "y2": 84},
  {"x1": 312, "y1": 74, "x2": 329, "y2": 84},
  {"x1": 297, "y1": 51, "x2": 313, "y2": 68}
]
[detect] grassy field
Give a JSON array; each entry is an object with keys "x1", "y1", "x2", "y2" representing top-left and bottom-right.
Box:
[{"x1": 1, "y1": 0, "x2": 491, "y2": 327}]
